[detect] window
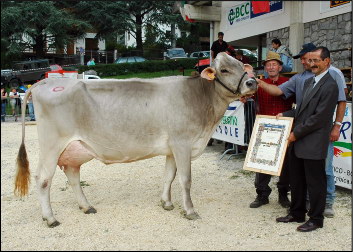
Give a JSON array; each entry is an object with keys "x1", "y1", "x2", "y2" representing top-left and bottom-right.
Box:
[
  {"x1": 135, "y1": 57, "x2": 145, "y2": 62},
  {"x1": 117, "y1": 58, "x2": 128, "y2": 63},
  {"x1": 127, "y1": 57, "x2": 135, "y2": 63}
]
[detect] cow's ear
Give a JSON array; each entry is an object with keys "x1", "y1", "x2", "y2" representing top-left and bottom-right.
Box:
[{"x1": 201, "y1": 67, "x2": 216, "y2": 81}]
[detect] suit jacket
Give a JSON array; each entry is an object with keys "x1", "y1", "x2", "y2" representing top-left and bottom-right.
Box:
[{"x1": 283, "y1": 72, "x2": 338, "y2": 160}]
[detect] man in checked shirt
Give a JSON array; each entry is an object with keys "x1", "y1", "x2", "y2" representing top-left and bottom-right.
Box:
[{"x1": 249, "y1": 51, "x2": 295, "y2": 209}]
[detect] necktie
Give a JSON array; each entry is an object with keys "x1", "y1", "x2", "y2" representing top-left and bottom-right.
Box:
[
  {"x1": 311, "y1": 79, "x2": 316, "y2": 89},
  {"x1": 303, "y1": 79, "x2": 315, "y2": 100}
]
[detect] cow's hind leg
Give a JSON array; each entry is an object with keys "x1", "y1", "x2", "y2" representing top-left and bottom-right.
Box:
[
  {"x1": 35, "y1": 158, "x2": 61, "y2": 228},
  {"x1": 63, "y1": 165, "x2": 96, "y2": 214},
  {"x1": 58, "y1": 141, "x2": 95, "y2": 214},
  {"x1": 161, "y1": 155, "x2": 177, "y2": 211},
  {"x1": 172, "y1": 146, "x2": 200, "y2": 220}
]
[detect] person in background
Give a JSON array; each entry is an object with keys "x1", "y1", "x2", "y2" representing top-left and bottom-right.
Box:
[
  {"x1": 248, "y1": 51, "x2": 294, "y2": 209},
  {"x1": 211, "y1": 32, "x2": 228, "y2": 61},
  {"x1": 1, "y1": 87, "x2": 8, "y2": 122},
  {"x1": 235, "y1": 50, "x2": 250, "y2": 64},
  {"x1": 256, "y1": 43, "x2": 347, "y2": 218},
  {"x1": 226, "y1": 46, "x2": 237, "y2": 58},
  {"x1": 9, "y1": 88, "x2": 20, "y2": 122},
  {"x1": 27, "y1": 85, "x2": 35, "y2": 121},
  {"x1": 276, "y1": 47, "x2": 339, "y2": 232},
  {"x1": 87, "y1": 58, "x2": 95, "y2": 66},
  {"x1": 271, "y1": 38, "x2": 293, "y2": 73}
]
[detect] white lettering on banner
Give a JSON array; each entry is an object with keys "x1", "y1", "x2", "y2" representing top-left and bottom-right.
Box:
[
  {"x1": 228, "y1": 2, "x2": 250, "y2": 26},
  {"x1": 227, "y1": 1, "x2": 283, "y2": 28},
  {"x1": 212, "y1": 101, "x2": 245, "y2": 145},
  {"x1": 333, "y1": 103, "x2": 352, "y2": 190}
]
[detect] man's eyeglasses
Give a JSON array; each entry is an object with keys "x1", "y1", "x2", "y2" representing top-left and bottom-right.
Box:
[{"x1": 307, "y1": 59, "x2": 323, "y2": 64}]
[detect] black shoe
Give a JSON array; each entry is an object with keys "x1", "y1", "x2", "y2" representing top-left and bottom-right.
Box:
[
  {"x1": 250, "y1": 196, "x2": 269, "y2": 208},
  {"x1": 276, "y1": 214, "x2": 305, "y2": 223},
  {"x1": 297, "y1": 220, "x2": 323, "y2": 232},
  {"x1": 278, "y1": 194, "x2": 291, "y2": 208}
]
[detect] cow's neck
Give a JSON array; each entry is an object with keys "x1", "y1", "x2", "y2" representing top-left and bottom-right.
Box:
[
  {"x1": 200, "y1": 78, "x2": 233, "y2": 124},
  {"x1": 213, "y1": 80, "x2": 238, "y2": 107}
]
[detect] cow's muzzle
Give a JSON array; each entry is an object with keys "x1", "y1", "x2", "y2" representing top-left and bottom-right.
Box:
[{"x1": 245, "y1": 78, "x2": 257, "y2": 88}]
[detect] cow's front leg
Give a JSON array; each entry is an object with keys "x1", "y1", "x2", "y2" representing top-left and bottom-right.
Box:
[
  {"x1": 172, "y1": 147, "x2": 200, "y2": 220},
  {"x1": 161, "y1": 155, "x2": 177, "y2": 211}
]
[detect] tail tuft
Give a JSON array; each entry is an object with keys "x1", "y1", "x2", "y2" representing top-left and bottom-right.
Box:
[{"x1": 14, "y1": 142, "x2": 30, "y2": 197}]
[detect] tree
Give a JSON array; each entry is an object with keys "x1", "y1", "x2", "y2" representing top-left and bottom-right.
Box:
[
  {"x1": 72, "y1": 1, "x2": 182, "y2": 53},
  {"x1": 1, "y1": 1, "x2": 91, "y2": 59}
]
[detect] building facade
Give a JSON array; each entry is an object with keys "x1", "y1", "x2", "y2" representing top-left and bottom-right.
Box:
[{"x1": 180, "y1": 1, "x2": 351, "y2": 72}]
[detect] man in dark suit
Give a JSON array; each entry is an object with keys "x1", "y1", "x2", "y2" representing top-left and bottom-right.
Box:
[{"x1": 276, "y1": 47, "x2": 339, "y2": 232}]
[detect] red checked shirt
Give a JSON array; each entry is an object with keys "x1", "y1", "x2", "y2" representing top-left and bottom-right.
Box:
[{"x1": 256, "y1": 76, "x2": 295, "y2": 116}]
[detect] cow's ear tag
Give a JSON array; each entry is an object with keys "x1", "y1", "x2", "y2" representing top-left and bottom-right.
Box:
[
  {"x1": 207, "y1": 73, "x2": 215, "y2": 80},
  {"x1": 201, "y1": 67, "x2": 216, "y2": 81}
]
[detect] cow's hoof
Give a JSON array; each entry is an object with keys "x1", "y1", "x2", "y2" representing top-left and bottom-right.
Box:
[
  {"x1": 48, "y1": 220, "x2": 61, "y2": 228},
  {"x1": 183, "y1": 212, "x2": 201, "y2": 220},
  {"x1": 161, "y1": 200, "x2": 174, "y2": 211},
  {"x1": 84, "y1": 207, "x2": 97, "y2": 214}
]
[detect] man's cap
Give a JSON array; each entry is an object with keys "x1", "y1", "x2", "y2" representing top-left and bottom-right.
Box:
[
  {"x1": 293, "y1": 43, "x2": 317, "y2": 59},
  {"x1": 262, "y1": 51, "x2": 283, "y2": 65}
]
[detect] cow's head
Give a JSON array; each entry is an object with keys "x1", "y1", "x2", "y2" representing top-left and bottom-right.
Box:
[{"x1": 201, "y1": 52, "x2": 257, "y2": 98}]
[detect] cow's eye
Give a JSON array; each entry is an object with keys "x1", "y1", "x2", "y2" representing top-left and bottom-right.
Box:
[{"x1": 221, "y1": 69, "x2": 228, "y2": 73}]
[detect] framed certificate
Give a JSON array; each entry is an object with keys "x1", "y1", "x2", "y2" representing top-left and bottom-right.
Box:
[{"x1": 243, "y1": 115, "x2": 293, "y2": 176}]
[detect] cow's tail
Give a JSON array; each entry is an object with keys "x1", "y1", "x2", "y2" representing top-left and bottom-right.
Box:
[
  {"x1": 14, "y1": 82, "x2": 40, "y2": 197},
  {"x1": 15, "y1": 142, "x2": 30, "y2": 197}
]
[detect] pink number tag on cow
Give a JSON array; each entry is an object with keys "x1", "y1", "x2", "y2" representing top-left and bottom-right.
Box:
[{"x1": 53, "y1": 87, "x2": 65, "y2": 92}]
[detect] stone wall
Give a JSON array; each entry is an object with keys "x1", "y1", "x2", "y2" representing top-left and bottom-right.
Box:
[
  {"x1": 304, "y1": 12, "x2": 352, "y2": 69},
  {"x1": 266, "y1": 27, "x2": 290, "y2": 54},
  {"x1": 266, "y1": 13, "x2": 351, "y2": 69}
]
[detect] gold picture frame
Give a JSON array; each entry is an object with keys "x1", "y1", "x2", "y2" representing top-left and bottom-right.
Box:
[{"x1": 243, "y1": 115, "x2": 293, "y2": 176}]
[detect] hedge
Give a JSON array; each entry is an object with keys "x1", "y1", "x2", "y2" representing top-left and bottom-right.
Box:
[{"x1": 77, "y1": 58, "x2": 201, "y2": 78}]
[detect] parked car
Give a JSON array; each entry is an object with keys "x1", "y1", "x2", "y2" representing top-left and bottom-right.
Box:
[
  {"x1": 240, "y1": 49, "x2": 258, "y2": 60},
  {"x1": 49, "y1": 64, "x2": 63, "y2": 71},
  {"x1": 1, "y1": 69, "x2": 15, "y2": 88},
  {"x1": 1, "y1": 59, "x2": 51, "y2": 88},
  {"x1": 189, "y1": 51, "x2": 210, "y2": 58},
  {"x1": 163, "y1": 48, "x2": 188, "y2": 59},
  {"x1": 115, "y1": 56, "x2": 146, "y2": 64}
]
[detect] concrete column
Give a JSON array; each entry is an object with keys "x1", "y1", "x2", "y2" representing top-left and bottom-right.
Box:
[
  {"x1": 289, "y1": 1, "x2": 304, "y2": 72},
  {"x1": 212, "y1": 0, "x2": 222, "y2": 39},
  {"x1": 214, "y1": 21, "x2": 221, "y2": 39},
  {"x1": 210, "y1": 21, "x2": 214, "y2": 48}
]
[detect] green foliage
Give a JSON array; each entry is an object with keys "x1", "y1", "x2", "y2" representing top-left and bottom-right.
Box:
[
  {"x1": 1, "y1": 1, "x2": 210, "y2": 68},
  {"x1": 1, "y1": 1, "x2": 91, "y2": 61},
  {"x1": 78, "y1": 58, "x2": 198, "y2": 78},
  {"x1": 73, "y1": 1, "x2": 179, "y2": 51},
  {"x1": 110, "y1": 69, "x2": 195, "y2": 79}
]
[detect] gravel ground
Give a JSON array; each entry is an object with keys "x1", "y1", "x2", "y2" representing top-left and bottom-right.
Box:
[{"x1": 1, "y1": 120, "x2": 352, "y2": 251}]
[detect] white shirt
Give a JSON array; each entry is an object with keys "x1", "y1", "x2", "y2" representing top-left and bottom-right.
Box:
[{"x1": 313, "y1": 69, "x2": 329, "y2": 88}]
